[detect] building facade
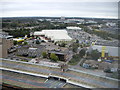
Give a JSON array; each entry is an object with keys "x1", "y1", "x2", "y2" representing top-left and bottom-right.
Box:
[
  {"x1": 0, "y1": 32, "x2": 13, "y2": 58},
  {"x1": 89, "y1": 40, "x2": 119, "y2": 59}
]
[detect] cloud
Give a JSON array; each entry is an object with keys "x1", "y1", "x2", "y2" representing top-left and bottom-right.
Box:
[
  {"x1": 0, "y1": 1, "x2": 118, "y2": 19},
  {"x1": 1, "y1": 0, "x2": 119, "y2": 3}
]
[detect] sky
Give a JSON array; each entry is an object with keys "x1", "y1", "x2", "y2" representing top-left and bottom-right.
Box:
[{"x1": 0, "y1": 0, "x2": 119, "y2": 19}]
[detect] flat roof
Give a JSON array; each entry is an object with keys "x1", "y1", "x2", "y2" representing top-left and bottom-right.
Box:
[
  {"x1": 95, "y1": 40, "x2": 119, "y2": 47},
  {"x1": 34, "y1": 30, "x2": 72, "y2": 41},
  {"x1": 48, "y1": 51, "x2": 67, "y2": 55},
  {"x1": 66, "y1": 26, "x2": 81, "y2": 30}
]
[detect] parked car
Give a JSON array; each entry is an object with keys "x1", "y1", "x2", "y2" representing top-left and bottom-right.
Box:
[{"x1": 104, "y1": 68, "x2": 113, "y2": 73}]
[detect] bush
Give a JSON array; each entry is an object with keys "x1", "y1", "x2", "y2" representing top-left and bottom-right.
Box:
[
  {"x1": 42, "y1": 52, "x2": 47, "y2": 58},
  {"x1": 36, "y1": 40, "x2": 40, "y2": 44},
  {"x1": 90, "y1": 49, "x2": 101, "y2": 60},
  {"x1": 21, "y1": 59, "x2": 28, "y2": 62}
]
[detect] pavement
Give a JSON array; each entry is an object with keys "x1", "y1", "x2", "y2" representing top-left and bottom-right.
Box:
[{"x1": 1, "y1": 60, "x2": 119, "y2": 88}]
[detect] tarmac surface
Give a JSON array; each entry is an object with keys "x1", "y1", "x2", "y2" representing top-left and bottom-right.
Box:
[
  {"x1": 1, "y1": 60, "x2": 119, "y2": 88},
  {"x1": 2, "y1": 70, "x2": 80, "y2": 88}
]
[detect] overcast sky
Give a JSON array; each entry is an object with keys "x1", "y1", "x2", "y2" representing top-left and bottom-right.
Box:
[{"x1": 0, "y1": 0, "x2": 119, "y2": 19}]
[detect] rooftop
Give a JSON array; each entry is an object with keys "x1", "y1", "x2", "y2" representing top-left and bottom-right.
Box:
[
  {"x1": 66, "y1": 26, "x2": 81, "y2": 30},
  {"x1": 48, "y1": 50, "x2": 67, "y2": 55},
  {"x1": 95, "y1": 40, "x2": 119, "y2": 47},
  {"x1": 34, "y1": 30, "x2": 72, "y2": 42},
  {"x1": 0, "y1": 32, "x2": 13, "y2": 39}
]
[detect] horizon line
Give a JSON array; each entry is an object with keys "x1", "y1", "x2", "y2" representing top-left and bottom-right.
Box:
[{"x1": 1, "y1": 16, "x2": 118, "y2": 19}]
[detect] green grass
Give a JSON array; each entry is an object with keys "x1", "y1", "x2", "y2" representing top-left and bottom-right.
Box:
[
  {"x1": 68, "y1": 58, "x2": 80, "y2": 65},
  {"x1": 68, "y1": 60, "x2": 80, "y2": 65}
]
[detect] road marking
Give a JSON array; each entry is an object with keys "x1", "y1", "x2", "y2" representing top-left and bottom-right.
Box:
[
  {"x1": 49, "y1": 80, "x2": 59, "y2": 88},
  {"x1": 44, "y1": 79, "x2": 48, "y2": 83}
]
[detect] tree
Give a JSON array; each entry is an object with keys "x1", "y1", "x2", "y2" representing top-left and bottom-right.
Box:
[
  {"x1": 59, "y1": 42, "x2": 66, "y2": 47},
  {"x1": 76, "y1": 39, "x2": 79, "y2": 43},
  {"x1": 36, "y1": 40, "x2": 40, "y2": 44},
  {"x1": 23, "y1": 41, "x2": 28, "y2": 45},
  {"x1": 42, "y1": 52, "x2": 47, "y2": 58},
  {"x1": 86, "y1": 52, "x2": 90, "y2": 57},
  {"x1": 71, "y1": 43, "x2": 79, "y2": 53},
  {"x1": 79, "y1": 49, "x2": 86, "y2": 58},
  {"x1": 13, "y1": 40, "x2": 17, "y2": 45},
  {"x1": 50, "y1": 53, "x2": 59, "y2": 62},
  {"x1": 90, "y1": 49, "x2": 101, "y2": 60}
]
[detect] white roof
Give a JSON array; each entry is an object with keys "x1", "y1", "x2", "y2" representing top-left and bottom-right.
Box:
[
  {"x1": 13, "y1": 38, "x2": 24, "y2": 41},
  {"x1": 66, "y1": 26, "x2": 81, "y2": 30},
  {"x1": 34, "y1": 31, "x2": 44, "y2": 35},
  {"x1": 34, "y1": 30, "x2": 72, "y2": 42}
]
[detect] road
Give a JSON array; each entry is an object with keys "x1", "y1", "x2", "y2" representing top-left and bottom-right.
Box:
[
  {"x1": 45, "y1": 78, "x2": 66, "y2": 88},
  {"x1": 1, "y1": 60, "x2": 118, "y2": 88},
  {"x1": 2, "y1": 70, "x2": 66, "y2": 88}
]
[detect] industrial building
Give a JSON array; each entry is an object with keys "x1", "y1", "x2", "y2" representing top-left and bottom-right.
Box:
[
  {"x1": 90, "y1": 40, "x2": 119, "y2": 59},
  {"x1": 34, "y1": 30, "x2": 72, "y2": 42}
]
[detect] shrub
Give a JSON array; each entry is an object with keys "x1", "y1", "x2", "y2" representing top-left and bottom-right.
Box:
[{"x1": 42, "y1": 52, "x2": 47, "y2": 58}]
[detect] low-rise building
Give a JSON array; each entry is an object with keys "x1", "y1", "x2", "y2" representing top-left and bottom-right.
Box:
[
  {"x1": 48, "y1": 50, "x2": 68, "y2": 61},
  {"x1": 34, "y1": 30, "x2": 72, "y2": 42},
  {"x1": 89, "y1": 40, "x2": 119, "y2": 59}
]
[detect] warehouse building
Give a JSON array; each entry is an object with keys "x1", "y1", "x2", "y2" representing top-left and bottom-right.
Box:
[
  {"x1": 34, "y1": 30, "x2": 72, "y2": 42},
  {"x1": 89, "y1": 40, "x2": 119, "y2": 59}
]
